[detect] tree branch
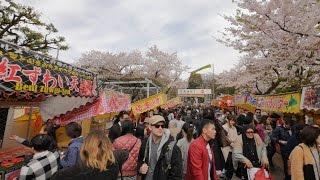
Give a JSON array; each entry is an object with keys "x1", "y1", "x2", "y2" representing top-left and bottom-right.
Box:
[
  {"x1": 0, "y1": 14, "x2": 23, "y2": 37},
  {"x1": 265, "y1": 14, "x2": 320, "y2": 38}
]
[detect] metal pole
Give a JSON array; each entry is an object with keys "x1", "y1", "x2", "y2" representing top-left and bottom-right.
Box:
[
  {"x1": 56, "y1": 48, "x2": 60, "y2": 59},
  {"x1": 26, "y1": 106, "x2": 33, "y2": 140},
  {"x1": 212, "y1": 63, "x2": 215, "y2": 99},
  {"x1": 147, "y1": 82, "x2": 150, "y2": 97}
]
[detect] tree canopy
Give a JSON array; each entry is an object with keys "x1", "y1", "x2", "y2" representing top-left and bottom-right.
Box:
[
  {"x1": 217, "y1": 0, "x2": 320, "y2": 95},
  {"x1": 76, "y1": 45, "x2": 188, "y2": 88},
  {"x1": 0, "y1": 1, "x2": 68, "y2": 53}
]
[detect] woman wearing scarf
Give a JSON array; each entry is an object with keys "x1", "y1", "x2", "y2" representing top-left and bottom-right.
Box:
[{"x1": 233, "y1": 125, "x2": 269, "y2": 179}]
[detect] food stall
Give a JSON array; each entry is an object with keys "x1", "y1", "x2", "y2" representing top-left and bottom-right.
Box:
[
  {"x1": 50, "y1": 90, "x2": 131, "y2": 144},
  {"x1": 0, "y1": 39, "x2": 97, "y2": 179}
]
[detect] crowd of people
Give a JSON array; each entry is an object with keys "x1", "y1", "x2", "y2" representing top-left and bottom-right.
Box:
[{"x1": 9, "y1": 106, "x2": 320, "y2": 180}]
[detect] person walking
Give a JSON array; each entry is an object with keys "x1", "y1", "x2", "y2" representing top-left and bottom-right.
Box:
[
  {"x1": 109, "y1": 111, "x2": 131, "y2": 142},
  {"x1": 270, "y1": 113, "x2": 292, "y2": 180},
  {"x1": 19, "y1": 134, "x2": 60, "y2": 180},
  {"x1": 61, "y1": 122, "x2": 84, "y2": 168},
  {"x1": 222, "y1": 115, "x2": 238, "y2": 180},
  {"x1": 233, "y1": 125, "x2": 269, "y2": 180},
  {"x1": 186, "y1": 119, "x2": 218, "y2": 180},
  {"x1": 137, "y1": 115, "x2": 182, "y2": 180},
  {"x1": 289, "y1": 125, "x2": 320, "y2": 180},
  {"x1": 113, "y1": 120, "x2": 142, "y2": 180},
  {"x1": 52, "y1": 131, "x2": 128, "y2": 180},
  {"x1": 177, "y1": 123, "x2": 194, "y2": 179}
]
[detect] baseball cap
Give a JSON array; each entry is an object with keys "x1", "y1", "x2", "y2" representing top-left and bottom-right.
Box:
[{"x1": 149, "y1": 115, "x2": 165, "y2": 125}]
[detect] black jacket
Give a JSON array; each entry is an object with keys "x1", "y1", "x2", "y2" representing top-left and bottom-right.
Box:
[
  {"x1": 109, "y1": 123, "x2": 121, "y2": 143},
  {"x1": 52, "y1": 150, "x2": 128, "y2": 180},
  {"x1": 270, "y1": 126, "x2": 291, "y2": 149},
  {"x1": 138, "y1": 133, "x2": 183, "y2": 180}
]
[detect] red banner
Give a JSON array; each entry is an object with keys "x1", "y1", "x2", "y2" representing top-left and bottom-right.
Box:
[{"x1": 54, "y1": 91, "x2": 131, "y2": 125}]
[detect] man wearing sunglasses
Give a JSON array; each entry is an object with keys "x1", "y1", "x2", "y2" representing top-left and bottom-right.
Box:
[{"x1": 138, "y1": 115, "x2": 182, "y2": 180}]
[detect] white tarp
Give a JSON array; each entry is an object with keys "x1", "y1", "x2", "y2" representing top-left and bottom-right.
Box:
[{"x1": 40, "y1": 96, "x2": 94, "y2": 121}]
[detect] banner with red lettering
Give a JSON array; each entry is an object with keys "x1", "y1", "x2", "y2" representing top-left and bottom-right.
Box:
[
  {"x1": 0, "y1": 40, "x2": 97, "y2": 101},
  {"x1": 54, "y1": 91, "x2": 131, "y2": 125},
  {"x1": 161, "y1": 97, "x2": 182, "y2": 109},
  {"x1": 131, "y1": 93, "x2": 167, "y2": 115},
  {"x1": 99, "y1": 91, "x2": 131, "y2": 114}
]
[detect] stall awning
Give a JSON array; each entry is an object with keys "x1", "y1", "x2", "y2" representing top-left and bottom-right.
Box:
[
  {"x1": 40, "y1": 96, "x2": 95, "y2": 121},
  {"x1": 51, "y1": 91, "x2": 131, "y2": 125}
]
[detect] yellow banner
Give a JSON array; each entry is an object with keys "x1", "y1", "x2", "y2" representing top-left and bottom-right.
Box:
[
  {"x1": 161, "y1": 97, "x2": 182, "y2": 109},
  {"x1": 246, "y1": 93, "x2": 301, "y2": 114},
  {"x1": 132, "y1": 93, "x2": 167, "y2": 115}
]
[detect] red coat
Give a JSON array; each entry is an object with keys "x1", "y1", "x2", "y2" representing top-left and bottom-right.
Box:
[
  {"x1": 113, "y1": 134, "x2": 141, "y2": 177},
  {"x1": 186, "y1": 136, "x2": 218, "y2": 180}
]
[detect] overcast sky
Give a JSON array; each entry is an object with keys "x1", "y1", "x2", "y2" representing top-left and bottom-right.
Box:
[{"x1": 19, "y1": 0, "x2": 240, "y2": 77}]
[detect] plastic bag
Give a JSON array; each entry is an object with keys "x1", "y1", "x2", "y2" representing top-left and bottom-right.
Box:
[
  {"x1": 255, "y1": 168, "x2": 272, "y2": 180},
  {"x1": 247, "y1": 167, "x2": 272, "y2": 180}
]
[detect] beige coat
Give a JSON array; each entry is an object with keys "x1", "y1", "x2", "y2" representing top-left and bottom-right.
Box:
[
  {"x1": 289, "y1": 143, "x2": 319, "y2": 180},
  {"x1": 233, "y1": 133, "x2": 268, "y2": 168},
  {"x1": 222, "y1": 124, "x2": 238, "y2": 161}
]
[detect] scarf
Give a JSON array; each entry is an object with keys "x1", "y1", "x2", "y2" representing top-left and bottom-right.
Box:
[{"x1": 242, "y1": 125, "x2": 260, "y2": 168}]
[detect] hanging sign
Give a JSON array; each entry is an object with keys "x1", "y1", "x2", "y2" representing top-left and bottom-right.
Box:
[
  {"x1": 0, "y1": 40, "x2": 97, "y2": 100},
  {"x1": 178, "y1": 89, "x2": 212, "y2": 97},
  {"x1": 99, "y1": 91, "x2": 131, "y2": 114},
  {"x1": 246, "y1": 93, "x2": 300, "y2": 113},
  {"x1": 132, "y1": 93, "x2": 167, "y2": 115},
  {"x1": 54, "y1": 91, "x2": 131, "y2": 125},
  {"x1": 300, "y1": 85, "x2": 320, "y2": 111},
  {"x1": 161, "y1": 97, "x2": 182, "y2": 109}
]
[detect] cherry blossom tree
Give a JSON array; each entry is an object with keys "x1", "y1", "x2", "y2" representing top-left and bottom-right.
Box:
[
  {"x1": 75, "y1": 50, "x2": 144, "y2": 80},
  {"x1": 144, "y1": 45, "x2": 187, "y2": 85},
  {"x1": 218, "y1": 0, "x2": 320, "y2": 94},
  {"x1": 75, "y1": 45, "x2": 187, "y2": 88}
]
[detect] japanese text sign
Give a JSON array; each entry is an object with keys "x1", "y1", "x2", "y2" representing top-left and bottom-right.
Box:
[
  {"x1": 132, "y1": 93, "x2": 167, "y2": 115},
  {"x1": 0, "y1": 41, "x2": 97, "y2": 99}
]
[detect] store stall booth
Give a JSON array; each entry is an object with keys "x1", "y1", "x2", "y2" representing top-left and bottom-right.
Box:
[{"x1": 0, "y1": 40, "x2": 97, "y2": 179}]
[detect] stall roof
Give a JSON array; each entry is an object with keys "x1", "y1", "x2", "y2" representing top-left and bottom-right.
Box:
[{"x1": 103, "y1": 78, "x2": 161, "y2": 97}]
